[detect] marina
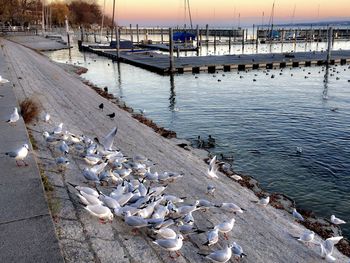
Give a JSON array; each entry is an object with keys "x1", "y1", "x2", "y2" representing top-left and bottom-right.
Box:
[{"x1": 85, "y1": 46, "x2": 350, "y2": 74}]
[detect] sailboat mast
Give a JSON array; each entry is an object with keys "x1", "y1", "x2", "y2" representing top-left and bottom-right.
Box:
[
  {"x1": 42, "y1": 0, "x2": 45, "y2": 32},
  {"x1": 100, "y1": 0, "x2": 106, "y2": 42},
  {"x1": 111, "y1": 0, "x2": 116, "y2": 41},
  {"x1": 187, "y1": 0, "x2": 193, "y2": 29}
]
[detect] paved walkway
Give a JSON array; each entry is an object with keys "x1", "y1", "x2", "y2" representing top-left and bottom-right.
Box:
[
  {"x1": 0, "y1": 39, "x2": 64, "y2": 262},
  {"x1": 2, "y1": 37, "x2": 348, "y2": 263}
]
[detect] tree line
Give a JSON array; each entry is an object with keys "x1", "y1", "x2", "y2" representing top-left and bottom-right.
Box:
[{"x1": 0, "y1": 0, "x2": 113, "y2": 28}]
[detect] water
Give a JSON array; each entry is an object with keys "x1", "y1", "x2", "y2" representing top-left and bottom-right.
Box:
[{"x1": 46, "y1": 42, "x2": 350, "y2": 237}]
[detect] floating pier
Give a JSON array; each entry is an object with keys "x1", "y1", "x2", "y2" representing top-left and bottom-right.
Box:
[{"x1": 85, "y1": 46, "x2": 350, "y2": 75}]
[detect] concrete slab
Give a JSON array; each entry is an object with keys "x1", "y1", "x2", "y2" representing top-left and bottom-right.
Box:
[
  {"x1": 0, "y1": 178, "x2": 49, "y2": 223},
  {"x1": 0, "y1": 215, "x2": 62, "y2": 263}
]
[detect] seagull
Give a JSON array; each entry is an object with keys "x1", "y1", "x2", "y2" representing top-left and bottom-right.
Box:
[
  {"x1": 297, "y1": 230, "x2": 315, "y2": 245},
  {"x1": 123, "y1": 211, "x2": 151, "y2": 233},
  {"x1": 101, "y1": 126, "x2": 118, "y2": 151},
  {"x1": 55, "y1": 156, "x2": 69, "y2": 169},
  {"x1": 199, "y1": 244, "x2": 233, "y2": 263},
  {"x1": 5, "y1": 144, "x2": 29, "y2": 166},
  {"x1": 59, "y1": 141, "x2": 69, "y2": 155},
  {"x1": 0, "y1": 75, "x2": 9, "y2": 84},
  {"x1": 153, "y1": 227, "x2": 177, "y2": 239},
  {"x1": 319, "y1": 236, "x2": 343, "y2": 258},
  {"x1": 207, "y1": 156, "x2": 218, "y2": 179},
  {"x1": 53, "y1": 123, "x2": 63, "y2": 134},
  {"x1": 216, "y1": 202, "x2": 244, "y2": 214},
  {"x1": 203, "y1": 227, "x2": 219, "y2": 246},
  {"x1": 44, "y1": 112, "x2": 50, "y2": 123},
  {"x1": 206, "y1": 185, "x2": 216, "y2": 196},
  {"x1": 330, "y1": 215, "x2": 346, "y2": 225},
  {"x1": 82, "y1": 167, "x2": 100, "y2": 184},
  {"x1": 152, "y1": 234, "x2": 184, "y2": 258},
  {"x1": 215, "y1": 218, "x2": 235, "y2": 240},
  {"x1": 68, "y1": 183, "x2": 99, "y2": 197},
  {"x1": 98, "y1": 103, "x2": 104, "y2": 111},
  {"x1": 232, "y1": 242, "x2": 247, "y2": 259},
  {"x1": 252, "y1": 196, "x2": 270, "y2": 207},
  {"x1": 84, "y1": 204, "x2": 113, "y2": 223},
  {"x1": 106, "y1": 112, "x2": 115, "y2": 120},
  {"x1": 77, "y1": 191, "x2": 103, "y2": 206},
  {"x1": 6, "y1": 107, "x2": 19, "y2": 124},
  {"x1": 292, "y1": 208, "x2": 305, "y2": 221}
]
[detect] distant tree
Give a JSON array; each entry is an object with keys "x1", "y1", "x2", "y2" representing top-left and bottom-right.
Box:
[
  {"x1": 50, "y1": 1, "x2": 69, "y2": 26},
  {"x1": 68, "y1": 0, "x2": 102, "y2": 26}
]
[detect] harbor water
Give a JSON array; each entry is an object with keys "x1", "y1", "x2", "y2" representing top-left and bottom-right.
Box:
[{"x1": 46, "y1": 40, "x2": 350, "y2": 238}]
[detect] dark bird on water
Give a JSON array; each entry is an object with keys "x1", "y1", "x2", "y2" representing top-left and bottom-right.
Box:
[
  {"x1": 106, "y1": 112, "x2": 115, "y2": 119},
  {"x1": 99, "y1": 103, "x2": 104, "y2": 111},
  {"x1": 104, "y1": 87, "x2": 108, "y2": 92}
]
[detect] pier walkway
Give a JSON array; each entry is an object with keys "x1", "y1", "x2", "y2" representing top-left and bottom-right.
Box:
[
  {"x1": 90, "y1": 48, "x2": 350, "y2": 74},
  {"x1": 0, "y1": 39, "x2": 64, "y2": 262}
]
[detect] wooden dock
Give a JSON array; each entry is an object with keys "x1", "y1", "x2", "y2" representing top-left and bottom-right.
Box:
[{"x1": 87, "y1": 47, "x2": 350, "y2": 75}]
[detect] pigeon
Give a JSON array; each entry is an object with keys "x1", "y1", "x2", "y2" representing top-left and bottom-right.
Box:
[
  {"x1": 5, "y1": 144, "x2": 29, "y2": 166},
  {"x1": 106, "y1": 112, "x2": 115, "y2": 119},
  {"x1": 98, "y1": 103, "x2": 104, "y2": 111},
  {"x1": 6, "y1": 107, "x2": 19, "y2": 124}
]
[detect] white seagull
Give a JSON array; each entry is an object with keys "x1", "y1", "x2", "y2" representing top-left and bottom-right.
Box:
[
  {"x1": 5, "y1": 144, "x2": 29, "y2": 166},
  {"x1": 207, "y1": 155, "x2": 219, "y2": 179},
  {"x1": 200, "y1": 244, "x2": 233, "y2": 263},
  {"x1": 6, "y1": 107, "x2": 19, "y2": 124},
  {"x1": 153, "y1": 234, "x2": 184, "y2": 258},
  {"x1": 44, "y1": 112, "x2": 50, "y2": 123},
  {"x1": 0, "y1": 75, "x2": 9, "y2": 84},
  {"x1": 84, "y1": 204, "x2": 113, "y2": 223},
  {"x1": 330, "y1": 215, "x2": 346, "y2": 225}
]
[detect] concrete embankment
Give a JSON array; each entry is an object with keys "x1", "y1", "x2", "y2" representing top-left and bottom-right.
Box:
[
  {"x1": 0, "y1": 38, "x2": 63, "y2": 262},
  {"x1": 1, "y1": 35, "x2": 348, "y2": 263}
]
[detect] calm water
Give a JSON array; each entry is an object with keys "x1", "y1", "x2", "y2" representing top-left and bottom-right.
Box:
[{"x1": 46, "y1": 41, "x2": 350, "y2": 237}]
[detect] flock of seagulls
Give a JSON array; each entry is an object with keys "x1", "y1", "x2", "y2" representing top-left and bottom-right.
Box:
[
  {"x1": 1, "y1": 71, "x2": 348, "y2": 261},
  {"x1": 12, "y1": 113, "x2": 341, "y2": 262}
]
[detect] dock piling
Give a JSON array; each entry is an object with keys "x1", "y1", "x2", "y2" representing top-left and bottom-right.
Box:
[
  {"x1": 136, "y1": 24, "x2": 139, "y2": 44},
  {"x1": 169, "y1": 28, "x2": 175, "y2": 73}
]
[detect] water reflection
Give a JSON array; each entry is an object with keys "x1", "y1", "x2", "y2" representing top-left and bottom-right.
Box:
[
  {"x1": 322, "y1": 62, "x2": 330, "y2": 100},
  {"x1": 168, "y1": 74, "x2": 176, "y2": 111}
]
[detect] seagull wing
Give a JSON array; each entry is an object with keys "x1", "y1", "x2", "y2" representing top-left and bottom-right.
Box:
[{"x1": 102, "y1": 127, "x2": 118, "y2": 151}]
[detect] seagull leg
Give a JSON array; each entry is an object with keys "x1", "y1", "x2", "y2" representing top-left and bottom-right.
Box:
[
  {"x1": 175, "y1": 251, "x2": 181, "y2": 257},
  {"x1": 23, "y1": 160, "x2": 29, "y2": 166},
  {"x1": 224, "y1": 233, "x2": 228, "y2": 240},
  {"x1": 168, "y1": 252, "x2": 175, "y2": 259},
  {"x1": 16, "y1": 160, "x2": 21, "y2": 167},
  {"x1": 99, "y1": 218, "x2": 107, "y2": 224},
  {"x1": 132, "y1": 228, "x2": 140, "y2": 235}
]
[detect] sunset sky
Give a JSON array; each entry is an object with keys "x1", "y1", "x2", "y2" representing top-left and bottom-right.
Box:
[{"x1": 96, "y1": 0, "x2": 350, "y2": 26}]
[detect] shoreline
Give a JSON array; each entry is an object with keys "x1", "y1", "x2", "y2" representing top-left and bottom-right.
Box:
[
  {"x1": 66, "y1": 62, "x2": 350, "y2": 256},
  {"x1": 3, "y1": 35, "x2": 349, "y2": 262}
]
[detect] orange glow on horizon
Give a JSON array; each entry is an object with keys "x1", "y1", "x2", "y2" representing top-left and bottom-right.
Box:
[{"x1": 97, "y1": 0, "x2": 350, "y2": 25}]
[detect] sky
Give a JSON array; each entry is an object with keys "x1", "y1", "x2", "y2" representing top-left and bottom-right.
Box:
[{"x1": 97, "y1": 0, "x2": 350, "y2": 26}]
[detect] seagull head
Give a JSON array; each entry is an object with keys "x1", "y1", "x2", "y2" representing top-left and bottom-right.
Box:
[
  {"x1": 177, "y1": 234, "x2": 184, "y2": 240},
  {"x1": 23, "y1": 144, "x2": 29, "y2": 150}
]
